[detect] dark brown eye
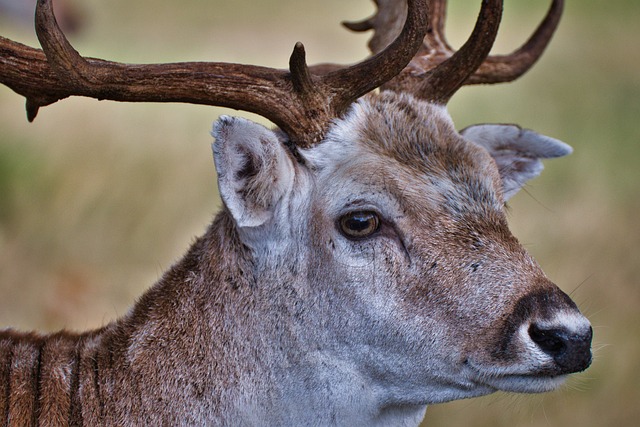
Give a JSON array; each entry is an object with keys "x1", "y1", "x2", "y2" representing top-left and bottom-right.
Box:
[{"x1": 338, "y1": 211, "x2": 381, "y2": 239}]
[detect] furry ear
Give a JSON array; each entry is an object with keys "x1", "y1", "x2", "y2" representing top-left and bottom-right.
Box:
[
  {"x1": 212, "y1": 116, "x2": 294, "y2": 228},
  {"x1": 460, "y1": 124, "x2": 572, "y2": 201}
]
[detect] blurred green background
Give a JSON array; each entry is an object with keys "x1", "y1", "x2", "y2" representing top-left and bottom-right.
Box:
[{"x1": 0, "y1": 0, "x2": 638, "y2": 425}]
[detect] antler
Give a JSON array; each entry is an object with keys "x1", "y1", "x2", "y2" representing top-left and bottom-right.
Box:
[
  {"x1": 0, "y1": 0, "x2": 563, "y2": 144},
  {"x1": 0, "y1": 0, "x2": 428, "y2": 147},
  {"x1": 345, "y1": 0, "x2": 564, "y2": 103}
]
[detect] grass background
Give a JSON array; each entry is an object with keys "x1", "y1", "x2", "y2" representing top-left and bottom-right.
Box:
[{"x1": 1, "y1": 0, "x2": 638, "y2": 425}]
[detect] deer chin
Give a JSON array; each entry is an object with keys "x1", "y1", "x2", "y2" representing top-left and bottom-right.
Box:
[
  {"x1": 485, "y1": 373, "x2": 568, "y2": 394},
  {"x1": 465, "y1": 361, "x2": 569, "y2": 394}
]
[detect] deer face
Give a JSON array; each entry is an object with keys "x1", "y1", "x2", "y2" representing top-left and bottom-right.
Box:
[{"x1": 213, "y1": 91, "x2": 592, "y2": 404}]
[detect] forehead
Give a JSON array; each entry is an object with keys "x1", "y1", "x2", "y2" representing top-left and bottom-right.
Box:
[{"x1": 302, "y1": 92, "x2": 504, "y2": 217}]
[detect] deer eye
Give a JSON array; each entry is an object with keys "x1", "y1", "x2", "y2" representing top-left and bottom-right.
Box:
[{"x1": 338, "y1": 211, "x2": 381, "y2": 239}]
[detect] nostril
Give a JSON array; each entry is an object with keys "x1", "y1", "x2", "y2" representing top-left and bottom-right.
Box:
[
  {"x1": 529, "y1": 324, "x2": 567, "y2": 356},
  {"x1": 528, "y1": 323, "x2": 593, "y2": 373}
]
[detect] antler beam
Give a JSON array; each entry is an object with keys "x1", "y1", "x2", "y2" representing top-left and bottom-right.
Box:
[
  {"x1": 0, "y1": 0, "x2": 563, "y2": 143},
  {"x1": 0, "y1": 0, "x2": 429, "y2": 147}
]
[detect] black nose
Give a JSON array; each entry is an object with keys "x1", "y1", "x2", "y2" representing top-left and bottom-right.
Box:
[{"x1": 528, "y1": 323, "x2": 593, "y2": 373}]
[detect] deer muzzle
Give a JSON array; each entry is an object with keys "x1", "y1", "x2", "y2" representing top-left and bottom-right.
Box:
[{"x1": 497, "y1": 285, "x2": 593, "y2": 380}]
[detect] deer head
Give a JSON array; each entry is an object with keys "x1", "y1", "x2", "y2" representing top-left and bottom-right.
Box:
[{"x1": 0, "y1": 0, "x2": 591, "y2": 425}]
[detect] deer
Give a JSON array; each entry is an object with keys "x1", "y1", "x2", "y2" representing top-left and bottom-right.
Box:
[{"x1": 0, "y1": 0, "x2": 592, "y2": 425}]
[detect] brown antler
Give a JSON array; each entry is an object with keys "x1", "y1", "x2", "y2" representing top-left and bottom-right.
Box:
[
  {"x1": 0, "y1": 0, "x2": 429, "y2": 147},
  {"x1": 345, "y1": 0, "x2": 564, "y2": 103}
]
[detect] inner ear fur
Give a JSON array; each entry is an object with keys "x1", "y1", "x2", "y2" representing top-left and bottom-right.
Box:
[{"x1": 212, "y1": 116, "x2": 295, "y2": 228}]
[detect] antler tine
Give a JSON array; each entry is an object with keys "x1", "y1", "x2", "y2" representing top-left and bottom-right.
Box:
[
  {"x1": 346, "y1": 0, "x2": 563, "y2": 104},
  {"x1": 342, "y1": 0, "x2": 453, "y2": 72},
  {"x1": 466, "y1": 0, "x2": 564, "y2": 84},
  {"x1": 24, "y1": 0, "x2": 302, "y2": 134},
  {"x1": 0, "y1": 0, "x2": 429, "y2": 147},
  {"x1": 320, "y1": 0, "x2": 428, "y2": 113},
  {"x1": 409, "y1": 0, "x2": 504, "y2": 103},
  {"x1": 342, "y1": 0, "x2": 453, "y2": 66},
  {"x1": 423, "y1": 0, "x2": 451, "y2": 53},
  {"x1": 408, "y1": 0, "x2": 566, "y2": 101},
  {"x1": 290, "y1": 0, "x2": 429, "y2": 137}
]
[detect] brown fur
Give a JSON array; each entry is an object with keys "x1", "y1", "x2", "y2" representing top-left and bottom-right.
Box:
[{"x1": 0, "y1": 212, "x2": 252, "y2": 425}]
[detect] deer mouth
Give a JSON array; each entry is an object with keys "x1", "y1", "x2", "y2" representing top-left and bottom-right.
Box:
[
  {"x1": 464, "y1": 336, "x2": 592, "y2": 393},
  {"x1": 453, "y1": 317, "x2": 592, "y2": 396},
  {"x1": 469, "y1": 369, "x2": 570, "y2": 394},
  {"x1": 465, "y1": 351, "x2": 589, "y2": 394}
]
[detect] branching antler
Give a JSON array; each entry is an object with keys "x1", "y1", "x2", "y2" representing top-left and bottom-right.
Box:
[
  {"x1": 0, "y1": 0, "x2": 563, "y2": 145},
  {"x1": 0, "y1": 0, "x2": 428, "y2": 147},
  {"x1": 345, "y1": 0, "x2": 564, "y2": 102}
]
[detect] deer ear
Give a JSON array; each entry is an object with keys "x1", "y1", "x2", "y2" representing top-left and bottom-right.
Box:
[
  {"x1": 212, "y1": 116, "x2": 294, "y2": 228},
  {"x1": 460, "y1": 124, "x2": 572, "y2": 201}
]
